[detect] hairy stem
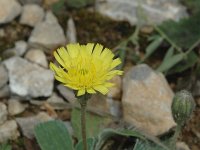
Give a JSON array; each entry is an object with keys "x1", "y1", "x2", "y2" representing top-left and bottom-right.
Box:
[
  {"x1": 171, "y1": 124, "x2": 182, "y2": 150},
  {"x1": 79, "y1": 96, "x2": 88, "y2": 150}
]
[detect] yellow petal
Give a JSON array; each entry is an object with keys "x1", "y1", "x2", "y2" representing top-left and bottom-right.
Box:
[
  {"x1": 49, "y1": 63, "x2": 64, "y2": 77},
  {"x1": 93, "y1": 43, "x2": 103, "y2": 57},
  {"x1": 110, "y1": 58, "x2": 121, "y2": 69},
  {"x1": 87, "y1": 88, "x2": 96, "y2": 94},
  {"x1": 104, "y1": 82, "x2": 114, "y2": 87},
  {"x1": 101, "y1": 48, "x2": 114, "y2": 60},
  {"x1": 66, "y1": 43, "x2": 80, "y2": 58},
  {"x1": 55, "y1": 75, "x2": 68, "y2": 83},
  {"x1": 77, "y1": 89, "x2": 86, "y2": 96},
  {"x1": 57, "y1": 47, "x2": 71, "y2": 67},
  {"x1": 94, "y1": 85, "x2": 109, "y2": 95},
  {"x1": 54, "y1": 51, "x2": 65, "y2": 67},
  {"x1": 86, "y1": 43, "x2": 94, "y2": 55}
]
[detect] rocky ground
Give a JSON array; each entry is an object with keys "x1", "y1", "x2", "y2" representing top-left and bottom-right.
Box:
[{"x1": 0, "y1": 0, "x2": 199, "y2": 150}]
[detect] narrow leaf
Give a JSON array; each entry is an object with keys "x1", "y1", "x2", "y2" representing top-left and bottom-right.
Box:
[
  {"x1": 157, "y1": 53, "x2": 184, "y2": 72},
  {"x1": 34, "y1": 120, "x2": 74, "y2": 150},
  {"x1": 142, "y1": 36, "x2": 163, "y2": 62},
  {"x1": 168, "y1": 51, "x2": 199, "y2": 74},
  {"x1": 162, "y1": 47, "x2": 174, "y2": 63}
]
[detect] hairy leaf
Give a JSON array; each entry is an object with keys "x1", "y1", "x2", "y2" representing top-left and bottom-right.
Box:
[{"x1": 34, "y1": 120, "x2": 74, "y2": 150}]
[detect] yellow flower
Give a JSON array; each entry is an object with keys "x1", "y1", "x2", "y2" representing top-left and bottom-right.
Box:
[{"x1": 50, "y1": 43, "x2": 123, "y2": 96}]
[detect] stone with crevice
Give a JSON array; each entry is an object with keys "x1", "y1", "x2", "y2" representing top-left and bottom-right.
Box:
[
  {"x1": 20, "y1": 4, "x2": 45, "y2": 27},
  {"x1": 4, "y1": 57, "x2": 54, "y2": 98},
  {"x1": 0, "y1": 0, "x2": 22, "y2": 24},
  {"x1": 0, "y1": 64, "x2": 9, "y2": 88},
  {"x1": 25, "y1": 49, "x2": 48, "y2": 68},
  {"x1": 122, "y1": 64, "x2": 176, "y2": 136},
  {"x1": 16, "y1": 112, "x2": 53, "y2": 139},
  {"x1": 29, "y1": 11, "x2": 66, "y2": 49},
  {"x1": 8, "y1": 99, "x2": 28, "y2": 116},
  {"x1": 96, "y1": 0, "x2": 188, "y2": 25},
  {"x1": 0, "y1": 120, "x2": 20, "y2": 143},
  {"x1": 0, "y1": 102, "x2": 7, "y2": 125}
]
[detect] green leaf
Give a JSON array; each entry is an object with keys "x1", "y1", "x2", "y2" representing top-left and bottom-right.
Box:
[
  {"x1": 168, "y1": 51, "x2": 199, "y2": 74},
  {"x1": 75, "y1": 138, "x2": 96, "y2": 150},
  {"x1": 141, "y1": 36, "x2": 163, "y2": 62},
  {"x1": 0, "y1": 143, "x2": 12, "y2": 150},
  {"x1": 117, "y1": 41, "x2": 128, "y2": 69},
  {"x1": 95, "y1": 128, "x2": 145, "y2": 150},
  {"x1": 34, "y1": 120, "x2": 74, "y2": 150},
  {"x1": 51, "y1": 0, "x2": 65, "y2": 14},
  {"x1": 71, "y1": 108, "x2": 110, "y2": 140},
  {"x1": 157, "y1": 53, "x2": 184, "y2": 73},
  {"x1": 67, "y1": 0, "x2": 94, "y2": 8},
  {"x1": 133, "y1": 139, "x2": 168, "y2": 150},
  {"x1": 158, "y1": 12, "x2": 200, "y2": 48},
  {"x1": 162, "y1": 47, "x2": 174, "y2": 63}
]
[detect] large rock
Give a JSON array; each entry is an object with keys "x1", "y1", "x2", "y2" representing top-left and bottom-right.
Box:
[
  {"x1": 0, "y1": 120, "x2": 19, "y2": 143},
  {"x1": 122, "y1": 64, "x2": 175, "y2": 136},
  {"x1": 0, "y1": 102, "x2": 7, "y2": 125},
  {"x1": 0, "y1": 64, "x2": 9, "y2": 88},
  {"x1": 4, "y1": 57, "x2": 54, "y2": 98},
  {"x1": 96, "y1": 0, "x2": 188, "y2": 25},
  {"x1": 16, "y1": 112, "x2": 53, "y2": 139},
  {"x1": 20, "y1": 4, "x2": 45, "y2": 27},
  {"x1": 29, "y1": 11, "x2": 66, "y2": 49},
  {"x1": 25, "y1": 49, "x2": 48, "y2": 68},
  {"x1": 0, "y1": 0, "x2": 22, "y2": 24}
]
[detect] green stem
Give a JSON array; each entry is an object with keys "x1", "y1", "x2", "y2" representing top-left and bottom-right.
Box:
[
  {"x1": 171, "y1": 124, "x2": 182, "y2": 150},
  {"x1": 154, "y1": 25, "x2": 183, "y2": 53},
  {"x1": 79, "y1": 96, "x2": 88, "y2": 150}
]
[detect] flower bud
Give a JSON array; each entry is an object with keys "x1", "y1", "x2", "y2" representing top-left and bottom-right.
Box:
[{"x1": 171, "y1": 90, "x2": 195, "y2": 125}]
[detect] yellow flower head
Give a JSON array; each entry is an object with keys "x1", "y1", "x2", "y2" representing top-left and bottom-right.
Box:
[{"x1": 50, "y1": 43, "x2": 123, "y2": 96}]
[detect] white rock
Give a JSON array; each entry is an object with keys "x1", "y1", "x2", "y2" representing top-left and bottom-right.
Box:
[
  {"x1": 2, "y1": 40, "x2": 27, "y2": 57},
  {"x1": 8, "y1": 99, "x2": 27, "y2": 115},
  {"x1": 57, "y1": 84, "x2": 76, "y2": 103},
  {"x1": 107, "y1": 76, "x2": 122, "y2": 99},
  {"x1": 16, "y1": 112, "x2": 53, "y2": 139},
  {"x1": 0, "y1": 64, "x2": 9, "y2": 88},
  {"x1": 14, "y1": 40, "x2": 28, "y2": 56},
  {"x1": 25, "y1": 49, "x2": 48, "y2": 68},
  {"x1": 0, "y1": 0, "x2": 22, "y2": 24},
  {"x1": 96, "y1": 0, "x2": 188, "y2": 25},
  {"x1": 20, "y1": 4, "x2": 45, "y2": 27},
  {"x1": 122, "y1": 64, "x2": 176, "y2": 136},
  {"x1": 29, "y1": 11, "x2": 66, "y2": 49},
  {"x1": 0, "y1": 102, "x2": 7, "y2": 125},
  {"x1": 66, "y1": 18, "x2": 77, "y2": 43},
  {"x1": 0, "y1": 120, "x2": 19, "y2": 143},
  {"x1": 4, "y1": 57, "x2": 54, "y2": 98},
  {"x1": 47, "y1": 93, "x2": 68, "y2": 110},
  {"x1": 107, "y1": 97, "x2": 122, "y2": 118}
]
